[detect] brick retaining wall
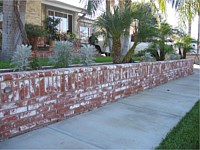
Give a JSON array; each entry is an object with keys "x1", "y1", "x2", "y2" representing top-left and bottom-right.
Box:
[{"x1": 0, "y1": 59, "x2": 194, "y2": 140}]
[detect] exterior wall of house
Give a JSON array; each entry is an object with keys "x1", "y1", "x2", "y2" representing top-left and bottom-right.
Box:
[
  {"x1": 25, "y1": 0, "x2": 42, "y2": 26},
  {"x1": 0, "y1": 59, "x2": 194, "y2": 140},
  {"x1": 42, "y1": 5, "x2": 76, "y2": 32}
]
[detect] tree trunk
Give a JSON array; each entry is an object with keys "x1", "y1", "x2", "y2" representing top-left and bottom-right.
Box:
[
  {"x1": 159, "y1": 45, "x2": 165, "y2": 61},
  {"x1": 1, "y1": 0, "x2": 27, "y2": 60},
  {"x1": 122, "y1": 41, "x2": 138, "y2": 63},
  {"x1": 183, "y1": 49, "x2": 187, "y2": 59},
  {"x1": 188, "y1": 22, "x2": 192, "y2": 35},
  {"x1": 121, "y1": 35, "x2": 130, "y2": 56},
  {"x1": 106, "y1": 0, "x2": 115, "y2": 13},
  {"x1": 14, "y1": 0, "x2": 27, "y2": 47},
  {"x1": 178, "y1": 47, "x2": 183, "y2": 59},
  {"x1": 1, "y1": 0, "x2": 16, "y2": 60},
  {"x1": 121, "y1": 0, "x2": 131, "y2": 56},
  {"x1": 112, "y1": 38, "x2": 121, "y2": 64}
]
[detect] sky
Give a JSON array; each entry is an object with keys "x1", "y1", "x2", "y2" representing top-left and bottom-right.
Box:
[{"x1": 57, "y1": 0, "x2": 198, "y2": 40}]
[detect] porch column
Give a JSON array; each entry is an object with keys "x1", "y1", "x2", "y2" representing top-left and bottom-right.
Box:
[{"x1": 74, "y1": 12, "x2": 79, "y2": 39}]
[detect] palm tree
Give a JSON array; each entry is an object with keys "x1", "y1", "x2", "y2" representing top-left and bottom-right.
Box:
[
  {"x1": 96, "y1": 5, "x2": 134, "y2": 63},
  {"x1": 122, "y1": 2, "x2": 157, "y2": 63},
  {"x1": 171, "y1": 0, "x2": 197, "y2": 34},
  {"x1": 156, "y1": 22, "x2": 173, "y2": 60},
  {"x1": 175, "y1": 35, "x2": 194, "y2": 59},
  {"x1": 171, "y1": 0, "x2": 199, "y2": 60}
]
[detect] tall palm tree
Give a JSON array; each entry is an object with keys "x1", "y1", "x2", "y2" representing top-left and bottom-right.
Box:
[
  {"x1": 171, "y1": 0, "x2": 197, "y2": 35},
  {"x1": 171, "y1": 0, "x2": 199, "y2": 56}
]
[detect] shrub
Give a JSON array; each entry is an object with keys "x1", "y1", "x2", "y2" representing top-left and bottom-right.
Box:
[
  {"x1": 30, "y1": 55, "x2": 41, "y2": 70},
  {"x1": 11, "y1": 45, "x2": 32, "y2": 71},
  {"x1": 49, "y1": 41, "x2": 74, "y2": 68},
  {"x1": 166, "y1": 53, "x2": 181, "y2": 60},
  {"x1": 79, "y1": 44, "x2": 96, "y2": 66},
  {"x1": 141, "y1": 52, "x2": 155, "y2": 62}
]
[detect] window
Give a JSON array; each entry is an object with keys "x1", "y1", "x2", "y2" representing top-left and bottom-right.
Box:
[
  {"x1": 80, "y1": 26, "x2": 90, "y2": 43},
  {"x1": 48, "y1": 10, "x2": 73, "y2": 33}
]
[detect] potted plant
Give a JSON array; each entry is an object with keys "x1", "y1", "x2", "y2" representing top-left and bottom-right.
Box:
[
  {"x1": 45, "y1": 17, "x2": 60, "y2": 47},
  {"x1": 25, "y1": 24, "x2": 46, "y2": 50}
]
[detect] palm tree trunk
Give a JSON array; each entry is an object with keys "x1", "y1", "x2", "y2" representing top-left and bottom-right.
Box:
[
  {"x1": 121, "y1": 0, "x2": 131, "y2": 56},
  {"x1": 188, "y1": 22, "x2": 192, "y2": 35},
  {"x1": 122, "y1": 40, "x2": 138, "y2": 63},
  {"x1": 112, "y1": 38, "x2": 121, "y2": 64}
]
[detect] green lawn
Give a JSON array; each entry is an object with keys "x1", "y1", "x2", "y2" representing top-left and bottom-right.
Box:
[
  {"x1": 0, "y1": 60, "x2": 14, "y2": 69},
  {"x1": 156, "y1": 100, "x2": 199, "y2": 149},
  {"x1": 0, "y1": 55, "x2": 141, "y2": 69},
  {"x1": 0, "y1": 56, "x2": 113, "y2": 69}
]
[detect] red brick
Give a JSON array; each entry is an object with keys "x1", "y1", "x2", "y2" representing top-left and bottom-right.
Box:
[
  {"x1": 57, "y1": 107, "x2": 70, "y2": 115},
  {"x1": 44, "y1": 110, "x2": 57, "y2": 118},
  {"x1": 0, "y1": 130, "x2": 12, "y2": 139},
  {"x1": 13, "y1": 118, "x2": 30, "y2": 127},
  {"x1": 20, "y1": 110, "x2": 36, "y2": 119},
  {"x1": 19, "y1": 123, "x2": 36, "y2": 131},
  {"x1": 30, "y1": 114, "x2": 44, "y2": 122},
  {"x1": 0, "y1": 124, "x2": 12, "y2": 131},
  {"x1": 28, "y1": 103, "x2": 42, "y2": 110},
  {"x1": 19, "y1": 81, "x2": 25, "y2": 100},
  {"x1": 39, "y1": 78, "x2": 45, "y2": 96},
  {"x1": 37, "y1": 119, "x2": 50, "y2": 125},
  {"x1": 10, "y1": 107, "x2": 27, "y2": 115},
  {"x1": 4, "y1": 74, "x2": 12, "y2": 81},
  {"x1": 1, "y1": 115, "x2": 19, "y2": 123}
]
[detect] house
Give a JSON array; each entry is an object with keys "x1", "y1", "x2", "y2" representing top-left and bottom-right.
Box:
[
  {"x1": 25, "y1": 0, "x2": 87, "y2": 39},
  {"x1": 0, "y1": 0, "x2": 89, "y2": 40}
]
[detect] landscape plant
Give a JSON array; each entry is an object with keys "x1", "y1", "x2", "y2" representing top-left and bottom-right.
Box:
[
  {"x1": 49, "y1": 41, "x2": 74, "y2": 68},
  {"x1": 45, "y1": 17, "x2": 60, "y2": 45},
  {"x1": 174, "y1": 34, "x2": 194, "y2": 59},
  {"x1": 25, "y1": 24, "x2": 46, "y2": 50},
  {"x1": 96, "y1": 5, "x2": 134, "y2": 64},
  {"x1": 29, "y1": 55, "x2": 41, "y2": 70},
  {"x1": 10, "y1": 44, "x2": 32, "y2": 71},
  {"x1": 155, "y1": 22, "x2": 174, "y2": 61},
  {"x1": 165, "y1": 53, "x2": 181, "y2": 60},
  {"x1": 122, "y1": 2, "x2": 157, "y2": 63},
  {"x1": 79, "y1": 44, "x2": 96, "y2": 66}
]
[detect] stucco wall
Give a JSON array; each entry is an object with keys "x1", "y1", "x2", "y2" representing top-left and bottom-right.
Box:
[
  {"x1": 25, "y1": 0, "x2": 42, "y2": 26},
  {"x1": 0, "y1": 59, "x2": 194, "y2": 140}
]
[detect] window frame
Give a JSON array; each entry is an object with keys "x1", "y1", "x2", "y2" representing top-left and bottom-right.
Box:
[{"x1": 47, "y1": 9, "x2": 73, "y2": 33}]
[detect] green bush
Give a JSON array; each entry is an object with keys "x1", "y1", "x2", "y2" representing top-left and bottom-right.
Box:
[
  {"x1": 25, "y1": 24, "x2": 46, "y2": 37},
  {"x1": 11, "y1": 45, "x2": 32, "y2": 71},
  {"x1": 49, "y1": 41, "x2": 74, "y2": 68},
  {"x1": 79, "y1": 45, "x2": 96, "y2": 66},
  {"x1": 30, "y1": 55, "x2": 41, "y2": 70}
]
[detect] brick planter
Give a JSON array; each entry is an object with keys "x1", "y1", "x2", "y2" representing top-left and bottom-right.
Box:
[{"x1": 0, "y1": 59, "x2": 194, "y2": 140}]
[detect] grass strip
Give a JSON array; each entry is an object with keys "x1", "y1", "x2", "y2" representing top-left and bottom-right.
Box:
[{"x1": 156, "y1": 100, "x2": 199, "y2": 149}]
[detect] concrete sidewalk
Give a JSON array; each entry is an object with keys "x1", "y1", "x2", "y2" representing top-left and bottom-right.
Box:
[{"x1": 0, "y1": 66, "x2": 199, "y2": 149}]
